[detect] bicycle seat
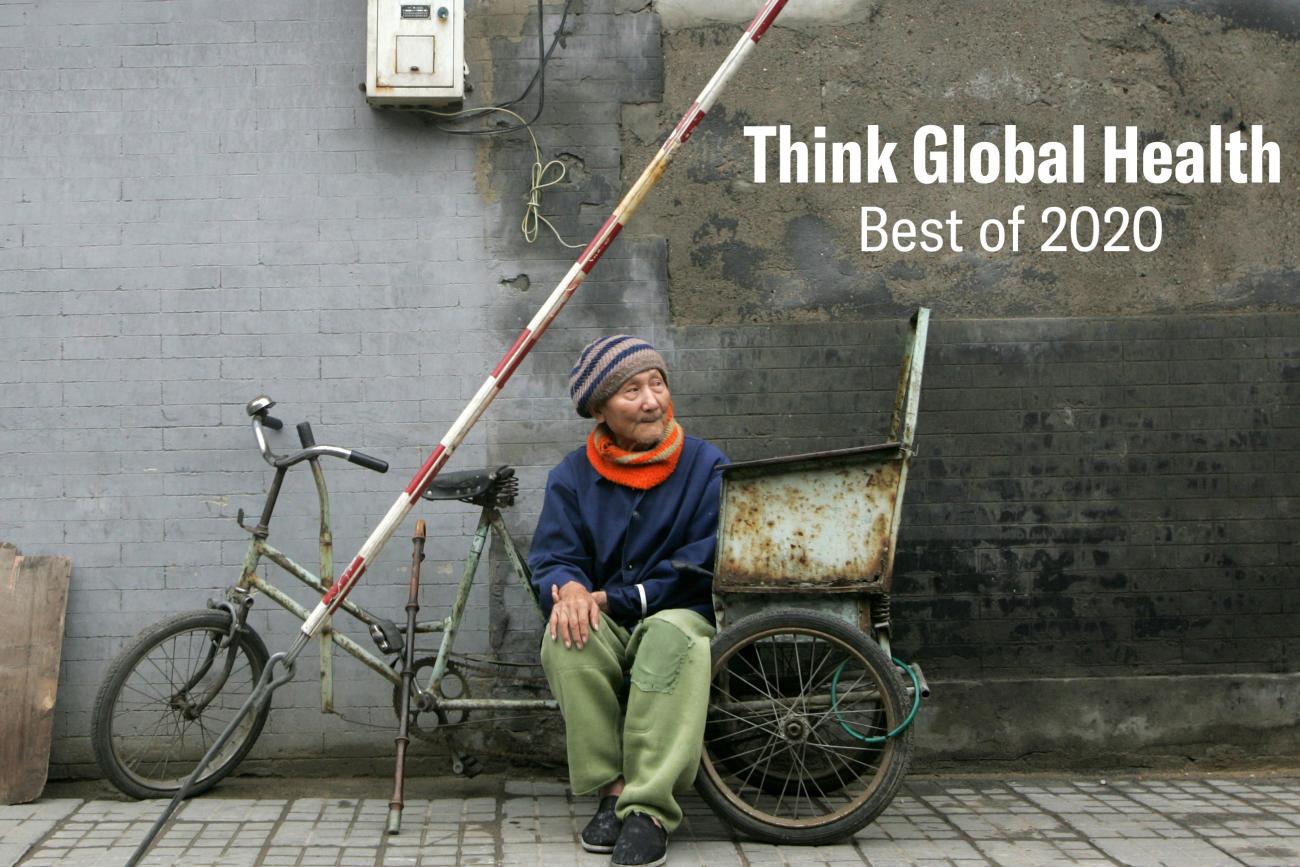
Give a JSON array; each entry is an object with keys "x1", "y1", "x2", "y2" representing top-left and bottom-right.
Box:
[{"x1": 422, "y1": 466, "x2": 517, "y2": 507}]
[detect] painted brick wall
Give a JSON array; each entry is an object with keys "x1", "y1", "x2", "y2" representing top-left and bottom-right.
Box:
[
  {"x1": 486, "y1": 312, "x2": 1299, "y2": 718},
  {"x1": 663, "y1": 315, "x2": 1299, "y2": 679},
  {"x1": 0, "y1": 0, "x2": 663, "y2": 776},
  {"x1": 4, "y1": 0, "x2": 1296, "y2": 779}
]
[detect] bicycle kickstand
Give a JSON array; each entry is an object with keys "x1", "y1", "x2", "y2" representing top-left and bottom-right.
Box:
[{"x1": 387, "y1": 519, "x2": 426, "y2": 835}]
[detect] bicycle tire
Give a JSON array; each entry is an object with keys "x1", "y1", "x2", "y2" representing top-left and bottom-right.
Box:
[
  {"x1": 92, "y1": 609, "x2": 271, "y2": 800},
  {"x1": 695, "y1": 609, "x2": 914, "y2": 845}
]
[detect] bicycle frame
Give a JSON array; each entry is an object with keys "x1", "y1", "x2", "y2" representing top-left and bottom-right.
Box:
[{"x1": 229, "y1": 455, "x2": 556, "y2": 715}]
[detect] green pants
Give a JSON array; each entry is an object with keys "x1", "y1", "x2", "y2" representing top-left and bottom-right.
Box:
[{"x1": 540, "y1": 608, "x2": 715, "y2": 832}]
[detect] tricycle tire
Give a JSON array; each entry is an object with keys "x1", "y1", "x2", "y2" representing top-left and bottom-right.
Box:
[
  {"x1": 92, "y1": 610, "x2": 271, "y2": 800},
  {"x1": 695, "y1": 609, "x2": 914, "y2": 845}
]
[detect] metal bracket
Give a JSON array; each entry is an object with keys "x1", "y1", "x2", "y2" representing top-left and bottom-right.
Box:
[
  {"x1": 208, "y1": 594, "x2": 253, "y2": 650},
  {"x1": 909, "y1": 662, "x2": 932, "y2": 698},
  {"x1": 233, "y1": 499, "x2": 268, "y2": 539}
]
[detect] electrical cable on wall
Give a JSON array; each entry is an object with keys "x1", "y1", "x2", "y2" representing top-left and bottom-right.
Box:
[
  {"x1": 423, "y1": 0, "x2": 582, "y2": 247},
  {"x1": 431, "y1": 0, "x2": 575, "y2": 136},
  {"x1": 421, "y1": 105, "x2": 584, "y2": 248}
]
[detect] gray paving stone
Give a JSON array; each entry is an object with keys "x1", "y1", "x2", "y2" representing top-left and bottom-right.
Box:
[
  {"x1": 1209, "y1": 835, "x2": 1300, "y2": 866},
  {"x1": 1093, "y1": 837, "x2": 1242, "y2": 866},
  {"x1": 14, "y1": 775, "x2": 1300, "y2": 866}
]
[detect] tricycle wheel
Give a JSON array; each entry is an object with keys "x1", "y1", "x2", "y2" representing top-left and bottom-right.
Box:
[{"x1": 695, "y1": 609, "x2": 914, "y2": 845}]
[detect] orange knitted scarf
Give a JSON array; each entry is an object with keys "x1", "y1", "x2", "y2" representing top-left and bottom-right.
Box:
[{"x1": 586, "y1": 404, "x2": 684, "y2": 490}]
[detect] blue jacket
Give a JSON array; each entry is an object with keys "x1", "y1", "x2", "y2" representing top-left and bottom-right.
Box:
[{"x1": 528, "y1": 435, "x2": 728, "y2": 629}]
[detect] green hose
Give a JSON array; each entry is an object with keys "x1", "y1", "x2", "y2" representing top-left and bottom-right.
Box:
[{"x1": 830, "y1": 657, "x2": 922, "y2": 744}]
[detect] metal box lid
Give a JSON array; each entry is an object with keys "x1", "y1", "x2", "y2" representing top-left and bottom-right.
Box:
[{"x1": 714, "y1": 443, "x2": 907, "y2": 593}]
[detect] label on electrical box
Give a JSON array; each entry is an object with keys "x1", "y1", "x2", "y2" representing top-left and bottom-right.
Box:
[{"x1": 401, "y1": 5, "x2": 431, "y2": 18}]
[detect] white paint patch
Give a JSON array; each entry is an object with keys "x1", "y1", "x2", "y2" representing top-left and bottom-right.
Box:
[
  {"x1": 944, "y1": 69, "x2": 1045, "y2": 104},
  {"x1": 654, "y1": 0, "x2": 876, "y2": 31}
]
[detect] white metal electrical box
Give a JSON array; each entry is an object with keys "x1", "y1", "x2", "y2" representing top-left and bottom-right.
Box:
[{"x1": 366, "y1": 0, "x2": 465, "y2": 106}]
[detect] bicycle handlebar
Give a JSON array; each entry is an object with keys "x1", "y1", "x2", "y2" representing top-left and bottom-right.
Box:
[
  {"x1": 249, "y1": 405, "x2": 388, "y2": 474},
  {"x1": 348, "y1": 451, "x2": 389, "y2": 473}
]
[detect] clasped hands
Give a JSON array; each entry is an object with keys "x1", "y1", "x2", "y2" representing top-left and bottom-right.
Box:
[{"x1": 549, "y1": 581, "x2": 609, "y2": 649}]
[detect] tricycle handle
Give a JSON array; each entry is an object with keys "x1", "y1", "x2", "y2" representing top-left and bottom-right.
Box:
[{"x1": 889, "y1": 307, "x2": 930, "y2": 450}]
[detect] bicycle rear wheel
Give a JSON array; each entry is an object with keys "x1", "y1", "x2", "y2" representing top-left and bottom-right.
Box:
[
  {"x1": 92, "y1": 610, "x2": 271, "y2": 799},
  {"x1": 695, "y1": 609, "x2": 914, "y2": 845}
]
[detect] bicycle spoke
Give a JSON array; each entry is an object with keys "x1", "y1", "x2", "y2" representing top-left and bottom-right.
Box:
[
  {"x1": 809, "y1": 667, "x2": 872, "y2": 736},
  {"x1": 803, "y1": 725, "x2": 855, "y2": 793},
  {"x1": 802, "y1": 641, "x2": 848, "y2": 696},
  {"x1": 791, "y1": 737, "x2": 815, "y2": 819},
  {"x1": 805, "y1": 674, "x2": 881, "y2": 742},
  {"x1": 705, "y1": 703, "x2": 782, "y2": 738},
  {"x1": 706, "y1": 680, "x2": 784, "y2": 746},
  {"x1": 802, "y1": 707, "x2": 884, "y2": 738},
  {"x1": 806, "y1": 709, "x2": 877, "y2": 745},
  {"x1": 710, "y1": 729, "x2": 798, "y2": 766},
  {"x1": 737, "y1": 725, "x2": 784, "y2": 794},
  {"x1": 804, "y1": 680, "x2": 880, "y2": 725},
  {"x1": 163, "y1": 635, "x2": 182, "y2": 696},
  {"x1": 798, "y1": 731, "x2": 887, "y2": 756},
  {"x1": 195, "y1": 710, "x2": 214, "y2": 756},
  {"x1": 790, "y1": 634, "x2": 809, "y2": 719},
  {"x1": 729, "y1": 651, "x2": 794, "y2": 714},
  {"x1": 807, "y1": 718, "x2": 883, "y2": 767},
  {"x1": 141, "y1": 714, "x2": 187, "y2": 782},
  {"x1": 143, "y1": 654, "x2": 179, "y2": 697},
  {"x1": 120, "y1": 679, "x2": 170, "y2": 707},
  {"x1": 742, "y1": 734, "x2": 804, "y2": 786},
  {"x1": 705, "y1": 719, "x2": 779, "y2": 745},
  {"x1": 122, "y1": 711, "x2": 177, "y2": 770},
  {"x1": 749, "y1": 638, "x2": 787, "y2": 722},
  {"x1": 771, "y1": 732, "x2": 794, "y2": 817}
]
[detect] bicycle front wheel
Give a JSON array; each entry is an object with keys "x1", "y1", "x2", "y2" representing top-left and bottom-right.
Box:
[
  {"x1": 695, "y1": 609, "x2": 914, "y2": 845},
  {"x1": 92, "y1": 610, "x2": 271, "y2": 799}
]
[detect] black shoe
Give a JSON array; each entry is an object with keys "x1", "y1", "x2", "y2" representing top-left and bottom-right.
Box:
[
  {"x1": 580, "y1": 795, "x2": 622, "y2": 853},
  {"x1": 611, "y1": 811, "x2": 667, "y2": 867}
]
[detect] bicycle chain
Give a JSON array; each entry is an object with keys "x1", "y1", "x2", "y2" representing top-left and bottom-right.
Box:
[
  {"x1": 324, "y1": 655, "x2": 552, "y2": 737},
  {"x1": 447, "y1": 653, "x2": 550, "y2": 689}
]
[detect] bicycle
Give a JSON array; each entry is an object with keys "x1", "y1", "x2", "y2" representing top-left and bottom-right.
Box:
[{"x1": 92, "y1": 309, "x2": 930, "y2": 846}]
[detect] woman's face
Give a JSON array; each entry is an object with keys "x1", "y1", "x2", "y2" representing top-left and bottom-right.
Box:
[{"x1": 593, "y1": 369, "x2": 670, "y2": 451}]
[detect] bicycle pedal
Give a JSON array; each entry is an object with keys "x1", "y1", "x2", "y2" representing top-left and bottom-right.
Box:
[
  {"x1": 451, "y1": 754, "x2": 483, "y2": 778},
  {"x1": 369, "y1": 619, "x2": 405, "y2": 656}
]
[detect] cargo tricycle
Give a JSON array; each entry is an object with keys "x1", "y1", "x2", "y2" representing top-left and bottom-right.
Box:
[{"x1": 92, "y1": 309, "x2": 931, "y2": 846}]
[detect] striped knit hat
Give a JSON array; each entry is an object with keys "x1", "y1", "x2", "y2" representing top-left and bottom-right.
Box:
[{"x1": 569, "y1": 335, "x2": 668, "y2": 418}]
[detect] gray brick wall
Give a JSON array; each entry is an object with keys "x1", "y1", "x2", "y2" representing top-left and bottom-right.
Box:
[
  {"x1": 663, "y1": 314, "x2": 1299, "y2": 681},
  {"x1": 488, "y1": 310, "x2": 1299, "y2": 716},
  {"x1": 5, "y1": 0, "x2": 1296, "y2": 780},
  {"x1": 0, "y1": 0, "x2": 663, "y2": 777}
]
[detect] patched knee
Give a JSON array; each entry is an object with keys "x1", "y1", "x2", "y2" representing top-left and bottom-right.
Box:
[{"x1": 629, "y1": 619, "x2": 694, "y2": 694}]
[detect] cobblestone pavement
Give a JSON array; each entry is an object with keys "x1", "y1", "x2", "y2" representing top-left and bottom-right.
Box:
[{"x1": 3, "y1": 774, "x2": 1298, "y2": 866}]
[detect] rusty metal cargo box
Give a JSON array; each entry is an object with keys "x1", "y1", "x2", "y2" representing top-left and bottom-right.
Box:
[{"x1": 713, "y1": 441, "x2": 909, "y2": 594}]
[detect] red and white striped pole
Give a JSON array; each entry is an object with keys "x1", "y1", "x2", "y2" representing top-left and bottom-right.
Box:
[{"x1": 298, "y1": 0, "x2": 790, "y2": 645}]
